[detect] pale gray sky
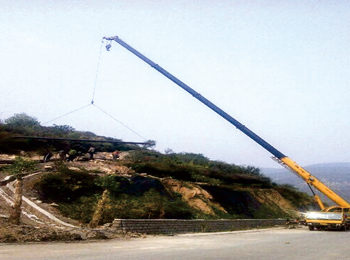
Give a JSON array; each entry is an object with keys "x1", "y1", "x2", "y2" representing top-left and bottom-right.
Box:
[{"x1": 1, "y1": 0, "x2": 349, "y2": 168}]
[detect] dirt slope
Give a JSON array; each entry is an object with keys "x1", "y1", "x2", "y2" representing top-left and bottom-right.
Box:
[{"x1": 162, "y1": 178, "x2": 227, "y2": 215}]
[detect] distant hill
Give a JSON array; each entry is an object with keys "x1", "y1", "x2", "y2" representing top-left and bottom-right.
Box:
[{"x1": 261, "y1": 162, "x2": 350, "y2": 205}]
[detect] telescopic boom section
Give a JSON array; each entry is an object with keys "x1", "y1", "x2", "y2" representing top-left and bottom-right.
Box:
[{"x1": 103, "y1": 35, "x2": 350, "y2": 208}]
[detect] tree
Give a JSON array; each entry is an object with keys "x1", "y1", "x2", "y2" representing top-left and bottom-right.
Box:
[
  {"x1": 4, "y1": 113, "x2": 41, "y2": 127},
  {"x1": 88, "y1": 189, "x2": 110, "y2": 228},
  {"x1": 143, "y1": 140, "x2": 156, "y2": 149},
  {"x1": 47, "y1": 124, "x2": 75, "y2": 137},
  {"x1": 89, "y1": 175, "x2": 121, "y2": 228},
  {"x1": 243, "y1": 165, "x2": 262, "y2": 176},
  {"x1": 52, "y1": 124, "x2": 75, "y2": 132},
  {"x1": 5, "y1": 157, "x2": 37, "y2": 225}
]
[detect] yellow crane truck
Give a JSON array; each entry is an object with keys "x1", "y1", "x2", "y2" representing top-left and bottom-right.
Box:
[
  {"x1": 305, "y1": 206, "x2": 350, "y2": 231},
  {"x1": 103, "y1": 35, "x2": 350, "y2": 231}
]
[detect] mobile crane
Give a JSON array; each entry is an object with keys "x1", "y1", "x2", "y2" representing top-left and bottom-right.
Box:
[{"x1": 103, "y1": 36, "x2": 350, "y2": 215}]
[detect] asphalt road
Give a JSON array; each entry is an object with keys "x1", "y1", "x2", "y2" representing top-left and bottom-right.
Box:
[{"x1": 1, "y1": 227, "x2": 350, "y2": 260}]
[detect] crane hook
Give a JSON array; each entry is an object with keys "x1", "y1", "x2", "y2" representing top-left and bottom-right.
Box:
[{"x1": 106, "y1": 43, "x2": 112, "y2": 51}]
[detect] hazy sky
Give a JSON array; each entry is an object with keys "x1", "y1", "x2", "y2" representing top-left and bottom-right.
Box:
[{"x1": 1, "y1": 0, "x2": 349, "y2": 168}]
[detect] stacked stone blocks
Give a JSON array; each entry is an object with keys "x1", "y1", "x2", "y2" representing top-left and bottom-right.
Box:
[{"x1": 112, "y1": 219, "x2": 285, "y2": 234}]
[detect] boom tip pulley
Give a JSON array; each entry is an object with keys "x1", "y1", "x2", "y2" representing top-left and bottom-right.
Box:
[{"x1": 103, "y1": 36, "x2": 118, "y2": 51}]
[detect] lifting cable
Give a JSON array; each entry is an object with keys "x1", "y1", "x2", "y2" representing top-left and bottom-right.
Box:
[
  {"x1": 92, "y1": 103, "x2": 146, "y2": 141},
  {"x1": 91, "y1": 39, "x2": 104, "y2": 103},
  {"x1": 43, "y1": 103, "x2": 92, "y2": 125},
  {"x1": 42, "y1": 38, "x2": 149, "y2": 142},
  {"x1": 42, "y1": 102, "x2": 147, "y2": 142}
]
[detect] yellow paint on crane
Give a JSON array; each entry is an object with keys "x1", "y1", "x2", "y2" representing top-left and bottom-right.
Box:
[{"x1": 280, "y1": 157, "x2": 350, "y2": 208}]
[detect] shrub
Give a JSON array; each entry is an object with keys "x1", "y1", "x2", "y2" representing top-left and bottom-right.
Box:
[
  {"x1": 101, "y1": 189, "x2": 197, "y2": 222},
  {"x1": 95, "y1": 175, "x2": 122, "y2": 195},
  {"x1": 59, "y1": 196, "x2": 98, "y2": 223},
  {"x1": 35, "y1": 163, "x2": 100, "y2": 202},
  {"x1": 4, "y1": 113, "x2": 40, "y2": 128}
]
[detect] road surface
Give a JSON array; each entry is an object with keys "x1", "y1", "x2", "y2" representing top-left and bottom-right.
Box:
[{"x1": 1, "y1": 227, "x2": 350, "y2": 260}]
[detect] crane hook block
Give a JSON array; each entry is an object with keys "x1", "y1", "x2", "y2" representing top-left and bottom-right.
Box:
[{"x1": 106, "y1": 43, "x2": 112, "y2": 51}]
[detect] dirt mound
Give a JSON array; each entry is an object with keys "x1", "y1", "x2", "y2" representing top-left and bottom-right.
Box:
[
  {"x1": 0, "y1": 217, "x2": 134, "y2": 243},
  {"x1": 250, "y1": 189, "x2": 295, "y2": 216},
  {"x1": 162, "y1": 178, "x2": 227, "y2": 216},
  {"x1": 0, "y1": 218, "x2": 82, "y2": 243}
]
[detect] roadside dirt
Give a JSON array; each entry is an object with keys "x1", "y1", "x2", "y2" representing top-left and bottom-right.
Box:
[
  {"x1": 0, "y1": 217, "x2": 82, "y2": 243},
  {"x1": 0, "y1": 152, "x2": 141, "y2": 243},
  {"x1": 0, "y1": 215, "x2": 145, "y2": 243},
  {"x1": 0, "y1": 193, "x2": 130, "y2": 243}
]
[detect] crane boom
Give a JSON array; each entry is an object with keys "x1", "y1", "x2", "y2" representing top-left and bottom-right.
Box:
[{"x1": 103, "y1": 35, "x2": 350, "y2": 209}]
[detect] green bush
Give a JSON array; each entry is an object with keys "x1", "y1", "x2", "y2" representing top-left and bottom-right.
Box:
[
  {"x1": 59, "y1": 196, "x2": 98, "y2": 223},
  {"x1": 95, "y1": 175, "x2": 122, "y2": 195},
  {"x1": 3, "y1": 156, "x2": 37, "y2": 178},
  {"x1": 35, "y1": 163, "x2": 100, "y2": 202},
  {"x1": 124, "y1": 150, "x2": 274, "y2": 187},
  {"x1": 101, "y1": 189, "x2": 198, "y2": 223}
]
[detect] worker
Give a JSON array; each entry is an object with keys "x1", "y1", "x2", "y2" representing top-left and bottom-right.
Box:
[
  {"x1": 67, "y1": 149, "x2": 77, "y2": 162},
  {"x1": 43, "y1": 149, "x2": 52, "y2": 162},
  {"x1": 58, "y1": 150, "x2": 67, "y2": 161},
  {"x1": 112, "y1": 150, "x2": 120, "y2": 160},
  {"x1": 88, "y1": 146, "x2": 95, "y2": 160}
]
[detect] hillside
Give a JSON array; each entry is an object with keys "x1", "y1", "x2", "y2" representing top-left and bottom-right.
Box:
[
  {"x1": 261, "y1": 163, "x2": 350, "y2": 206},
  {"x1": 1, "y1": 151, "x2": 311, "y2": 222},
  {"x1": 0, "y1": 113, "x2": 313, "y2": 230}
]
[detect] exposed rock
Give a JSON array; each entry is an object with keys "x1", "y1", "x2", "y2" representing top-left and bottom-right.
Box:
[
  {"x1": 68, "y1": 166, "x2": 82, "y2": 172},
  {"x1": 84, "y1": 230, "x2": 108, "y2": 240},
  {"x1": 44, "y1": 165, "x2": 53, "y2": 171},
  {"x1": 103, "y1": 222, "x2": 113, "y2": 228},
  {"x1": 162, "y1": 179, "x2": 227, "y2": 216},
  {"x1": 0, "y1": 175, "x2": 15, "y2": 186}
]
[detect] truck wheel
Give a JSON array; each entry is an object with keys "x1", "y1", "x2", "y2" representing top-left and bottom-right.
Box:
[
  {"x1": 308, "y1": 226, "x2": 314, "y2": 231},
  {"x1": 340, "y1": 226, "x2": 346, "y2": 231}
]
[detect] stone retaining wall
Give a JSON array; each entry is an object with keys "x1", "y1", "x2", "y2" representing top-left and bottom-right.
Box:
[{"x1": 112, "y1": 219, "x2": 285, "y2": 234}]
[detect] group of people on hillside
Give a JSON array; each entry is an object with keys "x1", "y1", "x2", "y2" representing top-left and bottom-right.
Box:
[
  {"x1": 43, "y1": 146, "x2": 120, "y2": 162},
  {"x1": 43, "y1": 146, "x2": 95, "y2": 162}
]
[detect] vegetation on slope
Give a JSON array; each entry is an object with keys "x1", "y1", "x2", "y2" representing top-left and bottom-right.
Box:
[
  {"x1": 30, "y1": 151, "x2": 312, "y2": 225},
  {"x1": 124, "y1": 150, "x2": 272, "y2": 187},
  {"x1": 0, "y1": 113, "x2": 313, "y2": 225},
  {"x1": 33, "y1": 162, "x2": 206, "y2": 223}
]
